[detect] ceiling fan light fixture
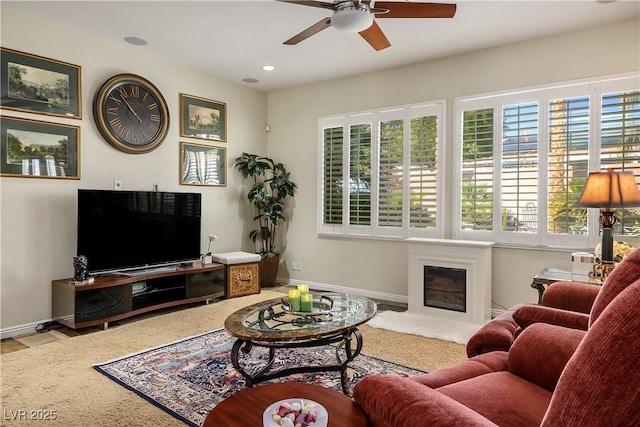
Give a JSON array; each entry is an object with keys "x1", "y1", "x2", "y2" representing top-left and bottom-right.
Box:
[{"x1": 331, "y1": 3, "x2": 374, "y2": 33}]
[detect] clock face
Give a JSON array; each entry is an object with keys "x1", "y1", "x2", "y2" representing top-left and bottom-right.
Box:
[{"x1": 93, "y1": 74, "x2": 169, "y2": 154}]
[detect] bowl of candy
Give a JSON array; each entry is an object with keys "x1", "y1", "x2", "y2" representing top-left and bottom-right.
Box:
[{"x1": 262, "y1": 398, "x2": 328, "y2": 427}]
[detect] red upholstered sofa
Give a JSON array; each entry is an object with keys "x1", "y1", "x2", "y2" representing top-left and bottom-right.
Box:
[
  {"x1": 466, "y1": 246, "x2": 640, "y2": 357},
  {"x1": 353, "y1": 276, "x2": 640, "y2": 426}
]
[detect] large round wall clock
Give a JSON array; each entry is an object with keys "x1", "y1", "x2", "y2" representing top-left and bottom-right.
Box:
[{"x1": 93, "y1": 74, "x2": 170, "y2": 154}]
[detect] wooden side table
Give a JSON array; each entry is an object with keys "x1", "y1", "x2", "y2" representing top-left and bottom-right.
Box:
[
  {"x1": 531, "y1": 267, "x2": 601, "y2": 304},
  {"x1": 203, "y1": 382, "x2": 369, "y2": 427}
]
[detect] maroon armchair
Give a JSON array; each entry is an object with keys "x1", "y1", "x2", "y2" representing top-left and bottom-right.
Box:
[
  {"x1": 353, "y1": 277, "x2": 640, "y2": 427},
  {"x1": 466, "y1": 246, "x2": 640, "y2": 357}
]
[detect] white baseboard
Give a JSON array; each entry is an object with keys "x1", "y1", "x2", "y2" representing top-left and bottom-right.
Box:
[
  {"x1": 1, "y1": 319, "x2": 49, "y2": 340},
  {"x1": 278, "y1": 276, "x2": 408, "y2": 305}
]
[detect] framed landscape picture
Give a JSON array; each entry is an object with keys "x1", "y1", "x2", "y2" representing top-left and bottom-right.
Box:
[
  {"x1": 180, "y1": 94, "x2": 227, "y2": 142},
  {"x1": 0, "y1": 47, "x2": 82, "y2": 119},
  {"x1": 1, "y1": 116, "x2": 80, "y2": 179},
  {"x1": 180, "y1": 142, "x2": 226, "y2": 187}
]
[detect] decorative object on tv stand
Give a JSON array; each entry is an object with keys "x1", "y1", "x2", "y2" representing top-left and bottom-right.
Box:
[
  {"x1": 201, "y1": 234, "x2": 218, "y2": 265},
  {"x1": 576, "y1": 168, "x2": 640, "y2": 279},
  {"x1": 69, "y1": 255, "x2": 94, "y2": 285},
  {"x1": 233, "y1": 152, "x2": 297, "y2": 287}
]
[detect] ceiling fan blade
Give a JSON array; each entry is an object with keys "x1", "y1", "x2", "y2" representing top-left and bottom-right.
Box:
[
  {"x1": 283, "y1": 17, "x2": 332, "y2": 45},
  {"x1": 359, "y1": 20, "x2": 391, "y2": 51},
  {"x1": 276, "y1": 0, "x2": 337, "y2": 11},
  {"x1": 374, "y1": 2, "x2": 456, "y2": 19}
]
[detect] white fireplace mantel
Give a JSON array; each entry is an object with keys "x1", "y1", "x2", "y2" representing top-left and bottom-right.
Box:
[{"x1": 408, "y1": 239, "x2": 494, "y2": 334}]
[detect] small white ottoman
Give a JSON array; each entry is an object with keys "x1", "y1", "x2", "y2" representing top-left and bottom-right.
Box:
[{"x1": 211, "y1": 251, "x2": 262, "y2": 298}]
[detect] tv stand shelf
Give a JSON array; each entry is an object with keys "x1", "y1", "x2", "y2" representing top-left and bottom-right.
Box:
[{"x1": 52, "y1": 263, "x2": 225, "y2": 330}]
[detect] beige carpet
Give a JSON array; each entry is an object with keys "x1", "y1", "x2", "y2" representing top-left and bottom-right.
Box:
[{"x1": 0, "y1": 290, "x2": 466, "y2": 426}]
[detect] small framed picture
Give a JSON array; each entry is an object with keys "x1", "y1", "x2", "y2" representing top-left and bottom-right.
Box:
[
  {"x1": 1, "y1": 116, "x2": 80, "y2": 179},
  {"x1": 180, "y1": 142, "x2": 226, "y2": 187},
  {"x1": 0, "y1": 47, "x2": 82, "y2": 119},
  {"x1": 180, "y1": 93, "x2": 227, "y2": 142}
]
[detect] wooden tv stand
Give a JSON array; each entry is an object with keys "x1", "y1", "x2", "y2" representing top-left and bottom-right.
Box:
[{"x1": 52, "y1": 263, "x2": 225, "y2": 330}]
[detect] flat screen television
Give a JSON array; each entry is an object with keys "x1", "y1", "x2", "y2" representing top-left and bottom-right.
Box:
[{"x1": 77, "y1": 189, "x2": 201, "y2": 274}]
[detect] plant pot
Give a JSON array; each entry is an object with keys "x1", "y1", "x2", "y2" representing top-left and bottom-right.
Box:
[
  {"x1": 201, "y1": 255, "x2": 213, "y2": 265},
  {"x1": 260, "y1": 254, "x2": 280, "y2": 287}
]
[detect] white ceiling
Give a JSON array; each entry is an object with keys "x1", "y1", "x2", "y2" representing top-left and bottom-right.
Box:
[{"x1": 4, "y1": 1, "x2": 639, "y2": 92}]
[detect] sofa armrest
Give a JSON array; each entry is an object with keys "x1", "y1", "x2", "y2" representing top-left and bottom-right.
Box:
[
  {"x1": 541, "y1": 281, "x2": 600, "y2": 314},
  {"x1": 353, "y1": 375, "x2": 499, "y2": 427},
  {"x1": 466, "y1": 305, "x2": 522, "y2": 357},
  {"x1": 411, "y1": 351, "x2": 508, "y2": 389},
  {"x1": 513, "y1": 305, "x2": 589, "y2": 331},
  {"x1": 508, "y1": 323, "x2": 584, "y2": 392}
]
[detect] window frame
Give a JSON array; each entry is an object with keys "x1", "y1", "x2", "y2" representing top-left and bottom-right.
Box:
[
  {"x1": 452, "y1": 73, "x2": 640, "y2": 249},
  {"x1": 318, "y1": 100, "x2": 446, "y2": 240}
]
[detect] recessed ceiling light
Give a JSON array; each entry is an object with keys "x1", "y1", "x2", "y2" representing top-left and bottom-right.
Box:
[
  {"x1": 242, "y1": 78, "x2": 259, "y2": 84},
  {"x1": 124, "y1": 36, "x2": 148, "y2": 46},
  {"x1": 262, "y1": 65, "x2": 275, "y2": 71}
]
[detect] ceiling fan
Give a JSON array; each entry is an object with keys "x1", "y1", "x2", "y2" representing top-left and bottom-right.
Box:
[{"x1": 277, "y1": 0, "x2": 457, "y2": 51}]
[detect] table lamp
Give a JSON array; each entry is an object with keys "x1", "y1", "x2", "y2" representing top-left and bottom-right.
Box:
[{"x1": 576, "y1": 168, "x2": 640, "y2": 278}]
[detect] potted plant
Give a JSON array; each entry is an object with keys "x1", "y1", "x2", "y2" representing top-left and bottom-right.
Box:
[{"x1": 234, "y1": 152, "x2": 297, "y2": 286}]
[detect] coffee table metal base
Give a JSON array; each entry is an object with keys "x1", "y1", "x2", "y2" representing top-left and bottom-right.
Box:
[{"x1": 230, "y1": 328, "x2": 363, "y2": 395}]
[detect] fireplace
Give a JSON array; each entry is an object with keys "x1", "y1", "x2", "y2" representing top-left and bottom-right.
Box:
[
  {"x1": 424, "y1": 266, "x2": 466, "y2": 312},
  {"x1": 408, "y1": 239, "x2": 493, "y2": 334}
]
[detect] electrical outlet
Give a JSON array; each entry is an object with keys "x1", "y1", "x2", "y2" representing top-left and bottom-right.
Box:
[
  {"x1": 298, "y1": 262, "x2": 303, "y2": 271},
  {"x1": 291, "y1": 261, "x2": 303, "y2": 271},
  {"x1": 114, "y1": 179, "x2": 122, "y2": 190}
]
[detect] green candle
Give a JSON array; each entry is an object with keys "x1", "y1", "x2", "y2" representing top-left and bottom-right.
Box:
[
  {"x1": 297, "y1": 283, "x2": 309, "y2": 296},
  {"x1": 300, "y1": 293, "x2": 313, "y2": 312},
  {"x1": 288, "y1": 289, "x2": 301, "y2": 312}
]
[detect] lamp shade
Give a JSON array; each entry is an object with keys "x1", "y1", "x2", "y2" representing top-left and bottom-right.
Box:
[{"x1": 576, "y1": 169, "x2": 640, "y2": 208}]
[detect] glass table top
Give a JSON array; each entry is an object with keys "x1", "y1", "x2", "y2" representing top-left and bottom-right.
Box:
[{"x1": 224, "y1": 293, "x2": 377, "y2": 342}]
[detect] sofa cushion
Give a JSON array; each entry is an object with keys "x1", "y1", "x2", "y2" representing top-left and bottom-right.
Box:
[
  {"x1": 507, "y1": 323, "x2": 584, "y2": 392},
  {"x1": 437, "y1": 372, "x2": 551, "y2": 427},
  {"x1": 540, "y1": 281, "x2": 600, "y2": 314}
]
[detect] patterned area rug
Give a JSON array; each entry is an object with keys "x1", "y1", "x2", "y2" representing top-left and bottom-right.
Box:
[{"x1": 94, "y1": 328, "x2": 425, "y2": 426}]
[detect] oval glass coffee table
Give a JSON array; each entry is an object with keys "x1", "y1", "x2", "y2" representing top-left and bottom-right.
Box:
[{"x1": 224, "y1": 293, "x2": 377, "y2": 395}]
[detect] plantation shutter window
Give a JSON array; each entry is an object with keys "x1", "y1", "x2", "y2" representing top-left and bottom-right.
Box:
[
  {"x1": 323, "y1": 126, "x2": 344, "y2": 225},
  {"x1": 501, "y1": 102, "x2": 539, "y2": 233},
  {"x1": 600, "y1": 90, "x2": 640, "y2": 235},
  {"x1": 547, "y1": 96, "x2": 590, "y2": 236},
  {"x1": 378, "y1": 119, "x2": 403, "y2": 228},
  {"x1": 349, "y1": 123, "x2": 372, "y2": 226},
  {"x1": 318, "y1": 101, "x2": 445, "y2": 239},
  {"x1": 461, "y1": 108, "x2": 494, "y2": 231},
  {"x1": 454, "y1": 74, "x2": 639, "y2": 248},
  {"x1": 409, "y1": 115, "x2": 438, "y2": 229}
]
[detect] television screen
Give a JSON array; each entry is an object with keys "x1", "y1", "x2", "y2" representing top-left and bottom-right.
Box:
[{"x1": 77, "y1": 189, "x2": 201, "y2": 274}]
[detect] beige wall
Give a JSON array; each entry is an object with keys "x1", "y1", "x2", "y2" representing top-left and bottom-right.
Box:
[
  {"x1": 1, "y1": 5, "x2": 638, "y2": 335},
  {"x1": 266, "y1": 18, "x2": 640, "y2": 307},
  {"x1": 0, "y1": 7, "x2": 268, "y2": 334}
]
